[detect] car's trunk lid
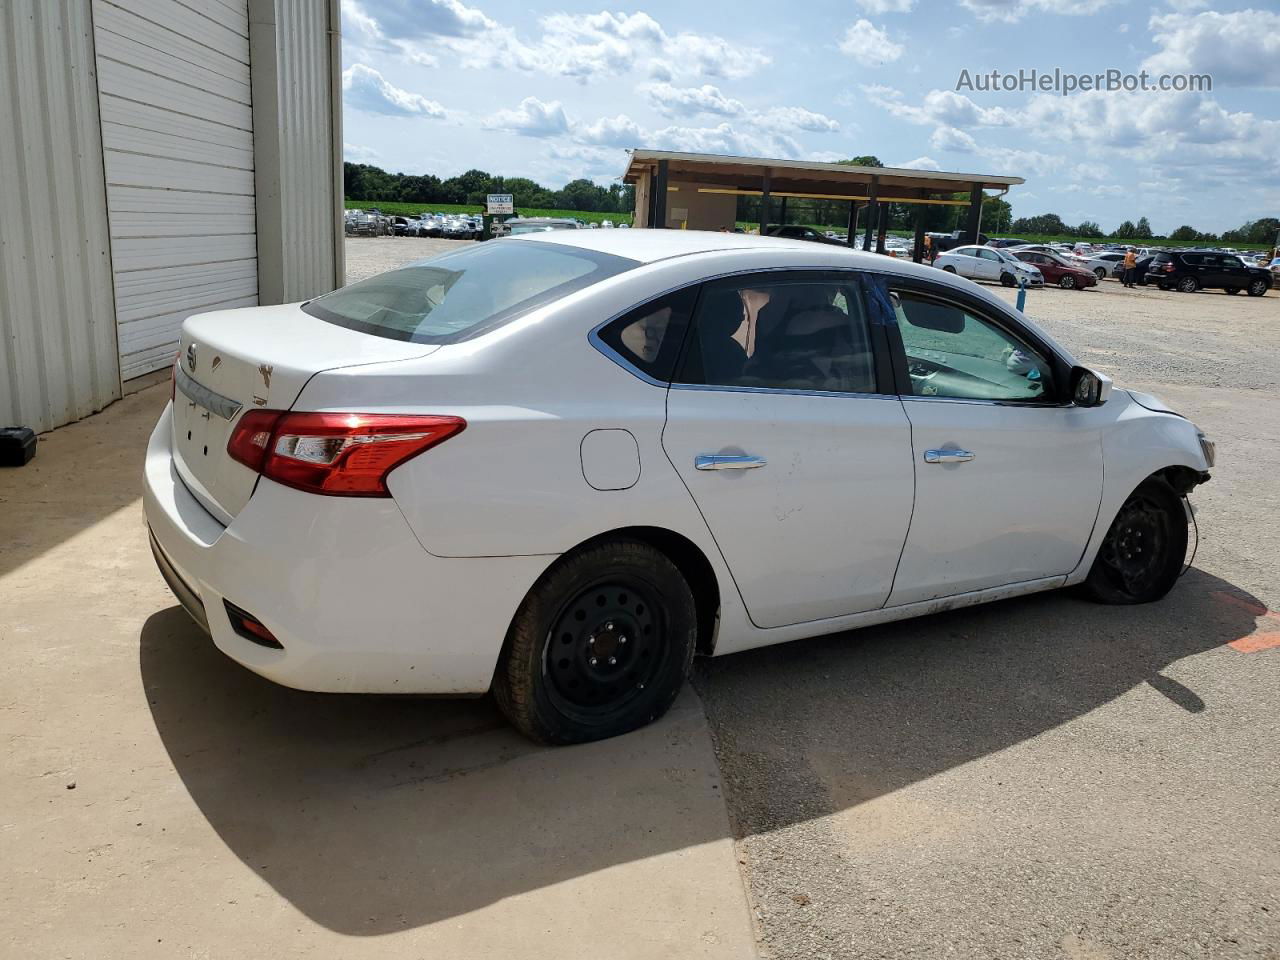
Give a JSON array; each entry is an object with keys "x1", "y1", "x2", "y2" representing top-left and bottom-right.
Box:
[{"x1": 172, "y1": 303, "x2": 438, "y2": 523}]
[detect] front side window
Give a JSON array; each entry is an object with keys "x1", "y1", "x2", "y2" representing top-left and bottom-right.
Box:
[
  {"x1": 303, "y1": 241, "x2": 636, "y2": 343},
  {"x1": 891, "y1": 291, "x2": 1053, "y2": 402},
  {"x1": 676, "y1": 276, "x2": 877, "y2": 394}
]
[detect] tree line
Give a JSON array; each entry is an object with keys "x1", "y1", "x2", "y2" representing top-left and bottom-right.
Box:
[
  {"x1": 344, "y1": 162, "x2": 635, "y2": 213},
  {"x1": 1007, "y1": 212, "x2": 1278, "y2": 244}
]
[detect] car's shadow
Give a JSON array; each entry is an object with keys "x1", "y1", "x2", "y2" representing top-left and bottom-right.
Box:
[{"x1": 140, "y1": 567, "x2": 1267, "y2": 934}]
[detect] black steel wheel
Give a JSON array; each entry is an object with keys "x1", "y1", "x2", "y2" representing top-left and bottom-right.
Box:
[
  {"x1": 1083, "y1": 478, "x2": 1187, "y2": 604},
  {"x1": 493, "y1": 539, "x2": 696, "y2": 744},
  {"x1": 1247, "y1": 279, "x2": 1268, "y2": 297}
]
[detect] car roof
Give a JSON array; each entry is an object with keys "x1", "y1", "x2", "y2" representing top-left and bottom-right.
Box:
[{"x1": 511, "y1": 227, "x2": 819, "y2": 263}]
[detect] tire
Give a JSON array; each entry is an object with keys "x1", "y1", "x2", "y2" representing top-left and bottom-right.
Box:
[
  {"x1": 1247, "y1": 279, "x2": 1269, "y2": 297},
  {"x1": 942, "y1": 265, "x2": 957, "y2": 273},
  {"x1": 1224, "y1": 287, "x2": 1240, "y2": 295},
  {"x1": 1059, "y1": 274, "x2": 1076, "y2": 289},
  {"x1": 1083, "y1": 478, "x2": 1187, "y2": 605},
  {"x1": 1177, "y1": 276, "x2": 1199, "y2": 293},
  {"x1": 1094, "y1": 267, "x2": 1107, "y2": 280},
  {"x1": 492, "y1": 539, "x2": 697, "y2": 744},
  {"x1": 1000, "y1": 272, "x2": 1016, "y2": 287}
]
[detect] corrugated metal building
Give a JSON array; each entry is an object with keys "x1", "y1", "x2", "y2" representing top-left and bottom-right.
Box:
[{"x1": 0, "y1": 0, "x2": 343, "y2": 433}]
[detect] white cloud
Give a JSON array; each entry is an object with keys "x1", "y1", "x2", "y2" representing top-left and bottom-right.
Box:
[
  {"x1": 441, "y1": 9, "x2": 768, "y2": 83},
  {"x1": 930, "y1": 125, "x2": 978, "y2": 152},
  {"x1": 574, "y1": 114, "x2": 644, "y2": 147},
  {"x1": 343, "y1": 141, "x2": 382, "y2": 163},
  {"x1": 755, "y1": 106, "x2": 840, "y2": 133},
  {"x1": 647, "y1": 121, "x2": 802, "y2": 159},
  {"x1": 341, "y1": 64, "x2": 446, "y2": 118},
  {"x1": 641, "y1": 83, "x2": 745, "y2": 118},
  {"x1": 484, "y1": 96, "x2": 570, "y2": 137},
  {"x1": 1144, "y1": 10, "x2": 1280, "y2": 88},
  {"x1": 837, "y1": 20, "x2": 904, "y2": 66},
  {"x1": 957, "y1": 0, "x2": 1107, "y2": 22},
  {"x1": 897, "y1": 156, "x2": 941, "y2": 170},
  {"x1": 342, "y1": 0, "x2": 495, "y2": 40},
  {"x1": 856, "y1": 0, "x2": 915, "y2": 11},
  {"x1": 862, "y1": 85, "x2": 1015, "y2": 126}
]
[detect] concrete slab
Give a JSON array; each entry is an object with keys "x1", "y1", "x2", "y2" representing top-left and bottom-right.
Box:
[{"x1": 0, "y1": 386, "x2": 757, "y2": 959}]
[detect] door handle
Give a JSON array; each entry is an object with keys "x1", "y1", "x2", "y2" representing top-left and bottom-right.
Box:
[
  {"x1": 924, "y1": 448, "x2": 975, "y2": 464},
  {"x1": 695, "y1": 454, "x2": 768, "y2": 471}
]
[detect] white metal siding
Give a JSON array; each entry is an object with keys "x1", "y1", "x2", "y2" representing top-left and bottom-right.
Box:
[
  {"x1": 93, "y1": 0, "x2": 258, "y2": 379},
  {"x1": 0, "y1": 0, "x2": 121, "y2": 433}
]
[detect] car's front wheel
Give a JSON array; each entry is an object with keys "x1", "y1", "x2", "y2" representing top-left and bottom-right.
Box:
[
  {"x1": 942, "y1": 265, "x2": 957, "y2": 273},
  {"x1": 1000, "y1": 272, "x2": 1016, "y2": 287},
  {"x1": 1094, "y1": 267, "x2": 1107, "y2": 280},
  {"x1": 1059, "y1": 274, "x2": 1076, "y2": 289},
  {"x1": 493, "y1": 539, "x2": 697, "y2": 744},
  {"x1": 1083, "y1": 478, "x2": 1187, "y2": 605},
  {"x1": 1247, "y1": 279, "x2": 1269, "y2": 297}
]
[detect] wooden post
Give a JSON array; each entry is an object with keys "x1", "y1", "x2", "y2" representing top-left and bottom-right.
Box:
[
  {"x1": 760, "y1": 169, "x2": 771, "y2": 234},
  {"x1": 963, "y1": 183, "x2": 983, "y2": 244},
  {"x1": 862, "y1": 177, "x2": 878, "y2": 251},
  {"x1": 912, "y1": 194, "x2": 927, "y2": 263},
  {"x1": 653, "y1": 159, "x2": 669, "y2": 229},
  {"x1": 876, "y1": 204, "x2": 889, "y2": 254},
  {"x1": 846, "y1": 200, "x2": 858, "y2": 247},
  {"x1": 778, "y1": 195, "x2": 788, "y2": 226}
]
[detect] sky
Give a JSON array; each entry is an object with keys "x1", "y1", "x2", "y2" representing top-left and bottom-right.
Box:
[{"x1": 340, "y1": 0, "x2": 1280, "y2": 234}]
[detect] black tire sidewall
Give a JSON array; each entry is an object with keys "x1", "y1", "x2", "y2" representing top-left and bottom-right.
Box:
[
  {"x1": 494, "y1": 540, "x2": 696, "y2": 744},
  {"x1": 1085, "y1": 478, "x2": 1188, "y2": 605},
  {"x1": 1060, "y1": 275, "x2": 1075, "y2": 289}
]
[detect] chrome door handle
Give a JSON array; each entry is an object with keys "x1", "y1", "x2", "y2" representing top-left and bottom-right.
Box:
[
  {"x1": 695, "y1": 454, "x2": 768, "y2": 471},
  {"x1": 924, "y1": 448, "x2": 975, "y2": 464}
]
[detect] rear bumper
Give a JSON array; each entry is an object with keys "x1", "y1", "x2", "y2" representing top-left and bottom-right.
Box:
[{"x1": 142, "y1": 403, "x2": 553, "y2": 694}]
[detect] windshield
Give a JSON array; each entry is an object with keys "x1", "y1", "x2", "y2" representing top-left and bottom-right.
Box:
[{"x1": 303, "y1": 240, "x2": 637, "y2": 343}]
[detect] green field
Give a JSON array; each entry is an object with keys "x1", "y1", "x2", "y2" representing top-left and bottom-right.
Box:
[{"x1": 346, "y1": 199, "x2": 632, "y2": 226}]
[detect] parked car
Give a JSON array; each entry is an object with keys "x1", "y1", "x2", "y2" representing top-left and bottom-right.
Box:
[
  {"x1": 766, "y1": 225, "x2": 849, "y2": 246},
  {"x1": 1011, "y1": 250, "x2": 1097, "y2": 290},
  {"x1": 148, "y1": 232, "x2": 1213, "y2": 744},
  {"x1": 503, "y1": 217, "x2": 580, "y2": 235},
  {"x1": 1013, "y1": 244, "x2": 1112, "y2": 281},
  {"x1": 1093, "y1": 251, "x2": 1128, "y2": 278},
  {"x1": 935, "y1": 244, "x2": 1043, "y2": 287},
  {"x1": 987, "y1": 238, "x2": 1029, "y2": 249},
  {"x1": 1147, "y1": 251, "x2": 1272, "y2": 295},
  {"x1": 601, "y1": 220, "x2": 615, "y2": 229}
]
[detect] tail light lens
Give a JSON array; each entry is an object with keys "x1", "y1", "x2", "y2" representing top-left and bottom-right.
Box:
[
  {"x1": 1164, "y1": 262, "x2": 1175, "y2": 272},
  {"x1": 227, "y1": 411, "x2": 465, "y2": 496}
]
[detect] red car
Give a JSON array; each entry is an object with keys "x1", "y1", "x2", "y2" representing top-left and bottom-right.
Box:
[{"x1": 1011, "y1": 250, "x2": 1098, "y2": 290}]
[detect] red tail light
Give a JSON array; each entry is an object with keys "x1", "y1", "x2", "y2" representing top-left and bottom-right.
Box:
[
  {"x1": 227, "y1": 411, "x2": 465, "y2": 496},
  {"x1": 1164, "y1": 263, "x2": 1175, "y2": 272}
]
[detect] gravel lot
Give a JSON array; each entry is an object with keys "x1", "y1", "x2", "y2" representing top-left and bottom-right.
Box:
[
  {"x1": 344, "y1": 236, "x2": 472, "y2": 283},
  {"x1": 347, "y1": 239, "x2": 1280, "y2": 957}
]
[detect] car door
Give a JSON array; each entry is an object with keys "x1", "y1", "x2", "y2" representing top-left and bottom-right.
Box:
[
  {"x1": 1218, "y1": 255, "x2": 1248, "y2": 290},
  {"x1": 661, "y1": 271, "x2": 915, "y2": 628},
  {"x1": 977, "y1": 248, "x2": 1006, "y2": 280},
  {"x1": 869, "y1": 276, "x2": 1106, "y2": 606},
  {"x1": 950, "y1": 247, "x2": 982, "y2": 280}
]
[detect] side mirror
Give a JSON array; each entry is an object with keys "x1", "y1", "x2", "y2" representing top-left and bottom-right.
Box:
[{"x1": 1071, "y1": 366, "x2": 1113, "y2": 407}]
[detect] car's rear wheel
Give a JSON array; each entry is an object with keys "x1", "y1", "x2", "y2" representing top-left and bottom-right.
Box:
[
  {"x1": 1224, "y1": 286, "x2": 1240, "y2": 295},
  {"x1": 1059, "y1": 274, "x2": 1076, "y2": 289},
  {"x1": 1177, "y1": 276, "x2": 1199, "y2": 293},
  {"x1": 493, "y1": 539, "x2": 696, "y2": 744},
  {"x1": 1083, "y1": 478, "x2": 1187, "y2": 605},
  {"x1": 1000, "y1": 272, "x2": 1016, "y2": 287},
  {"x1": 1247, "y1": 279, "x2": 1269, "y2": 297}
]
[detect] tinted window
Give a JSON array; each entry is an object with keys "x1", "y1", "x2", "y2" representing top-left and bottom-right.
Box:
[
  {"x1": 891, "y1": 292, "x2": 1053, "y2": 402},
  {"x1": 676, "y1": 277, "x2": 877, "y2": 394},
  {"x1": 596, "y1": 287, "x2": 699, "y2": 383},
  {"x1": 303, "y1": 241, "x2": 636, "y2": 343}
]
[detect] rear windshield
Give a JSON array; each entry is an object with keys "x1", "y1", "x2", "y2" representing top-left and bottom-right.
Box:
[{"x1": 303, "y1": 240, "x2": 637, "y2": 343}]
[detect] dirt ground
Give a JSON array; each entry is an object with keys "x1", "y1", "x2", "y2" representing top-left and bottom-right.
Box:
[{"x1": 3, "y1": 243, "x2": 1278, "y2": 958}]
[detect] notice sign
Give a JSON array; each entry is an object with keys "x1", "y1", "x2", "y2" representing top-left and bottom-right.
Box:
[{"x1": 487, "y1": 193, "x2": 514, "y2": 215}]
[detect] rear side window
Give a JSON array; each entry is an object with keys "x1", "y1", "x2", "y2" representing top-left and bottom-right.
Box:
[
  {"x1": 303, "y1": 241, "x2": 636, "y2": 344},
  {"x1": 595, "y1": 286, "x2": 699, "y2": 383},
  {"x1": 1153, "y1": 253, "x2": 1174, "y2": 263}
]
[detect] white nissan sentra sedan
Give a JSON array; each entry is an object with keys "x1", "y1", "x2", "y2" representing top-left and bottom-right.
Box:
[{"x1": 144, "y1": 230, "x2": 1214, "y2": 744}]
